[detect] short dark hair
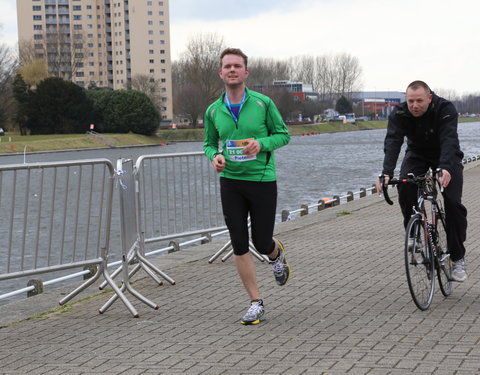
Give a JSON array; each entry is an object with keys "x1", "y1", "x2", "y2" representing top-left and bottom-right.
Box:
[
  {"x1": 220, "y1": 48, "x2": 248, "y2": 69},
  {"x1": 407, "y1": 80, "x2": 431, "y2": 94}
]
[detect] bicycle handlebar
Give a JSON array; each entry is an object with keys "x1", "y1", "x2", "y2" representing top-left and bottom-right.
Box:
[{"x1": 379, "y1": 168, "x2": 443, "y2": 206}]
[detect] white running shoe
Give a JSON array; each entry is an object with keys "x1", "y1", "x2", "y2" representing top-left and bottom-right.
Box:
[{"x1": 451, "y1": 258, "x2": 467, "y2": 282}]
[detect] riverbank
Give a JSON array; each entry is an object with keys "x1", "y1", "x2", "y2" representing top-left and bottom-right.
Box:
[{"x1": 0, "y1": 117, "x2": 478, "y2": 155}]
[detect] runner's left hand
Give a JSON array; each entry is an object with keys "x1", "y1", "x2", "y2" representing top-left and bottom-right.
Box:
[{"x1": 243, "y1": 139, "x2": 260, "y2": 156}]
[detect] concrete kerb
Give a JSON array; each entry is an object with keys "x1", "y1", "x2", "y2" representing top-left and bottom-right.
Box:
[{"x1": 1, "y1": 161, "x2": 478, "y2": 328}]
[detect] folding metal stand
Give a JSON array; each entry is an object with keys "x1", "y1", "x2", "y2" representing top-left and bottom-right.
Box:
[
  {"x1": 97, "y1": 159, "x2": 174, "y2": 317},
  {"x1": 208, "y1": 239, "x2": 268, "y2": 263}
]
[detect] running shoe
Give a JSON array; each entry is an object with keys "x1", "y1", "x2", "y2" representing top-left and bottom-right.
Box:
[
  {"x1": 451, "y1": 258, "x2": 467, "y2": 282},
  {"x1": 240, "y1": 300, "x2": 265, "y2": 325},
  {"x1": 270, "y1": 240, "x2": 290, "y2": 286}
]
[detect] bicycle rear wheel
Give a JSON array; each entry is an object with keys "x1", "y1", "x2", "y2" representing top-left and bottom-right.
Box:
[
  {"x1": 405, "y1": 214, "x2": 435, "y2": 310},
  {"x1": 435, "y1": 205, "x2": 453, "y2": 296}
]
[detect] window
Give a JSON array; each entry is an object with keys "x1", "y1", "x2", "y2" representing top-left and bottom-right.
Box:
[
  {"x1": 160, "y1": 59, "x2": 165, "y2": 64},
  {"x1": 149, "y1": 59, "x2": 154, "y2": 63},
  {"x1": 89, "y1": 72, "x2": 95, "y2": 76},
  {"x1": 147, "y1": 1, "x2": 152, "y2": 5},
  {"x1": 148, "y1": 30, "x2": 153, "y2": 35},
  {"x1": 73, "y1": 15, "x2": 82, "y2": 20},
  {"x1": 32, "y1": 5, "x2": 41, "y2": 11},
  {"x1": 34, "y1": 43, "x2": 43, "y2": 49},
  {"x1": 148, "y1": 20, "x2": 153, "y2": 25},
  {"x1": 88, "y1": 43, "x2": 94, "y2": 48},
  {"x1": 74, "y1": 24, "x2": 83, "y2": 30},
  {"x1": 87, "y1": 5, "x2": 92, "y2": 9},
  {"x1": 33, "y1": 15, "x2": 42, "y2": 20},
  {"x1": 149, "y1": 49, "x2": 154, "y2": 54},
  {"x1": 147, "y1": 11, "x2": 153, "y2": 15},
  {"x1": 160, "y1": 49, "x2": 165, "y2": 54},
  {"x1": 76, "y1": 72, "x2": 85, "y2": 77},
  {"x1": 33, "y1": 25, "x2": 43, "y2": 30},
  {"x1": 148, "y1": 40, "x2": 153, "y2": 45},
  {"x1": 159, "y1": 11, "x2": 164, "y2": 16},
  {"x1": 159, "y1": 21, "x2": 164, "y2": 25},
  {"x1": 159, "y1": 2, "x2": 164, "y2": 5},
  {"x1": 149, "y1": 69, "x2": 155, "y2": 73},
  {"x1": 34, "y1": 34, "x2": 43, "y2": 40},
  {"x1": 73, "y1": 5, "x2": 81, "y2": 11}
]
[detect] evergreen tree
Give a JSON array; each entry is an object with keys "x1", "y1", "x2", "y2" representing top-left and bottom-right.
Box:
[
  {"x1": 12, "y1": 73, "x2": 30, "y2": 135},
  {"x1": 26, "y1": 77, "x2": 96, "y2": 134},
  {"x1": 88, "y1": 90, "x2": 160, "y2": 135},
  {"x1": 335, "y1": 95, "x2": 353, "y2": 114}
]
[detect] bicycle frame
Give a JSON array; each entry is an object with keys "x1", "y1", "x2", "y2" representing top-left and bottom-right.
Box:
[{"x1": 412, "y1": 179, "x2": 435, "y2": 253}]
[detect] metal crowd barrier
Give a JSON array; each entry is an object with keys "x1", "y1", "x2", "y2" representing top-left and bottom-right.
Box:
[
  {"x1": 0, "y1": 159, "x2": 123, "y2": 307},
  {"x1": 134, "y1": 152, "x2": 226, "y2": 251}
]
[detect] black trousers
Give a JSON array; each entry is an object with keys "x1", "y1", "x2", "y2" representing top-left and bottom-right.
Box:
[
  {"x1": 398, "y1": 151, "x2": 467, "y2": 261},
  {"x1": 220, "y1": 177, "x2": 277, "y2": 256}
]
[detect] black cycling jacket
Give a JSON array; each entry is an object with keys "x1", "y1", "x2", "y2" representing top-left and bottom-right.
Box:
[{"x1": 382, "y1": 92, "x2": 464, "y2": 176}]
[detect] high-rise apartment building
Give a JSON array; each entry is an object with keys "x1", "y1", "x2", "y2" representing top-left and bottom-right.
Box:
[{"x1": 16, "y1": 0, "x2": 173, "y2": 123}]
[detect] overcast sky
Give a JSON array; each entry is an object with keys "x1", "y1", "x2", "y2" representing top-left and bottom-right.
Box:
[{"x1": 1, "y1": 0, "x2": 479, "y2": 95}]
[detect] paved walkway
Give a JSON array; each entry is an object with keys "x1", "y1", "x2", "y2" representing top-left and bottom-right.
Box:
[{"x1": 1, "y1": 163, "x2": 479, "y2": 375}]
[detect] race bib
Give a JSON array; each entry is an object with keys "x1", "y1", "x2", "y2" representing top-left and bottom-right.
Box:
[{"x1": 226, "y1": 138, "x2": 257, "y2": 162}]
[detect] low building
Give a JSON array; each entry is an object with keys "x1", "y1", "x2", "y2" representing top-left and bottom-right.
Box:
[{"x1": 352, "y1": 91, "x2": 405, "y2": 119}]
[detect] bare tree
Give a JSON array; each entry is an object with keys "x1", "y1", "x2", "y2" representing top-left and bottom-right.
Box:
[
  {"x1": 332, "y1": 53, "x2": 363, "y2": 98},
  {"x1": 248, "y1": 57, "x2": 290, "y2": 87},
  {"x1": 131, "y1": 73, "x2": 164, "y2": 113},
  {"x1": 312, "y1": 55, "x2": 333, "y2": 103},
  {"x1": 173, "y1": 33, "x2": 225, "y2": 126},
  {"x1": 19, "y1": 29, "x2": 92, "y2": 81},
  {"x1": 0, "y1": 41, "x2": 18, "y2": 130},
  {"x1": 288, "y1": 55, "x2": 316, "y2": 89}
]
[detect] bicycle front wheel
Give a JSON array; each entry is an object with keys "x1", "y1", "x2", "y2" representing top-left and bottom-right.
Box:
[
  {"x1": 435, "y1": 207, "x2": 453, "y2": 296},
  {"x1": 405, "y1": 214, "x2": 435, "y2": 310}
]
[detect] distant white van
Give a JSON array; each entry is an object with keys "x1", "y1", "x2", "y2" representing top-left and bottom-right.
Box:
[{"x1": 338, "y1": 113, "x2": 356, "y2": 123}]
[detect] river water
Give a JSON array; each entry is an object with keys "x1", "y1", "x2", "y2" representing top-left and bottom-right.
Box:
[
  {"x1": 1, "y1": 122, "x2": 479, "y2": 215},
  {"x1": 1, "y1": 122, "x2": 479, "y2": 304}
]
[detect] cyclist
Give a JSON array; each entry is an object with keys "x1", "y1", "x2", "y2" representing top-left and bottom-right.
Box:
[
  {"x1": 376, "y1": 80, "x2": 468, "y2": 282},
  {"x1": 203, "y1": 48, "x2": 291, "y2": 325}
]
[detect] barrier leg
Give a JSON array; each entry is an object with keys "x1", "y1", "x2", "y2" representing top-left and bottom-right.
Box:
[{"x1": 209, "y1": 239, "x2": 232, "y2": 263}]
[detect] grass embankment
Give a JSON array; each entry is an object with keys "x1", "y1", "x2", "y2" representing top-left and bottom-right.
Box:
[{"x1": 0, "y1": 117, "x2": 478, "y2": 155}]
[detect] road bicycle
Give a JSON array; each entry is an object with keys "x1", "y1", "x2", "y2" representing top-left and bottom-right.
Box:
[{"x1": 380, "y1": 168, "x2": 453, "y2": 310}]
